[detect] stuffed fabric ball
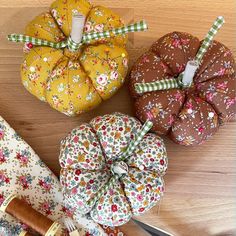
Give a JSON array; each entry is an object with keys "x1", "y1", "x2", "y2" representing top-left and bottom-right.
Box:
[
  {"x1": 18, "y1": 0, "x2": 132, "y2": 116},
  {"x1": 59, "y1": 113, "x2": 168, "y2": 226},
  {"x1": 129, "y1": 17, "x2": 236, "y2": 146}
]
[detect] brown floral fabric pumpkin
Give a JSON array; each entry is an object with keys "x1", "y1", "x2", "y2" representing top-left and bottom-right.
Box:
[{"x1": 129, "y1": 32, "x2": 236, "y2": 146}]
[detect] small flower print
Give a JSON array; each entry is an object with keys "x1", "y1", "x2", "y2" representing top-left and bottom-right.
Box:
[
  {"x1": 160, "y1": 159, "x2": 165, "y2": 165},
  {"x1": 62, "y1": 206, "x2": 75, "y2": 218},
  {"x1": 16, "y1": 150, "x2": 30, "y2": 167},
  {"x1": 57, "y1": 83, "x2": 65, "y2": 92},
  {"x1": 16, "y1": 174, "x2": 33, "y2": 190},
  {"x1": 137, "y1": 194, "x2": 143, "y2": 201},
  {"x1": 122, "y1": 58, "x2": 128, "y2": 67},
  {"x1": 94, "y1": 24, "x2": 104, "y2": 32},
  {"x1": 150, "y1": 103, "x2": 163, "y2": 117},
  {"x1": 111, "y1": 204, "x2": 118, "y2": 212},
  {"x1": 72, "y1": 75, "x2": 80, "y2": 83},
  {"x1": 167, "y1": 115, "x2": 175, "y2": 126},
  {"x1": 39, "y1": 199, "x2": 56, "y2": 215},
  {"x1": 84, "y1": 21, "x2": 93, "y2": 33},
  {"x1": 216, "y1": 81, "x2": 227, "y2": 91},
  {"x1": 198, "y1": 126, "x2": 205, "y2": 134},
  {"x1": 176, "y1": 63, "x2": 184, "y2": 73},
  {"x1": 51, "y1": 9, "x2": 57, "y2": 18},
  {"x1": 138, "y1": 207, "x2": 145, "y2": 213},
  {"x1": 0, "y1": 148, "x2": 9, "y2": 164},
  {"x1": 0, "y1": 170, "x2": 10, "y2": 186},
  {"x1": 110, "y1": 71, "x2": 119, "y2": 81},
  {"x1": 174, "y1": 91, "x2": 184, "y2": 103},
  {"x1": 38, "y1": 176, "x2": 53, "y2": 193},
  {"x1": 0, "y1": 193, "x2": 4, "y2": 205},
  {"x1": 96, "y1": 74, "x2": 108, "y2": 86},
  {"x1": 109, "y1": 60, "x2": 118, "y2": 69},
  {"x1": 57, "y1": 18, "x2": 63, "y2": 26},
  {"x1": 225, "y1": 97, "x2": 236, "y2": 109},
  {"x1": 172, "y1": 38, "x2": 181, "y2": 48},
  {"x1": 28, "y1": 72, "x2": 39, "y2": 81},
  {"x1": 94, "y1": 9, "x2": 103, "y2": 16},
  {"x1": 52, "y1": 95, "x2": 63, "y2": 108},
  {"x1": 214, "y1": 68, "x2": 226, "y2": 76},
  {"x1": 205, "y1": 91, "x2": 215, "y2": 102},
  {"x1": 86, "y1": 92, "x2": 94, "y2": 101}
]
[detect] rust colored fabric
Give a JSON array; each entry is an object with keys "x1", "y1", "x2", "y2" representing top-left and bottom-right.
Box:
[{"x1": 129, "y1": 32, "x2": 236, "y2": 146}]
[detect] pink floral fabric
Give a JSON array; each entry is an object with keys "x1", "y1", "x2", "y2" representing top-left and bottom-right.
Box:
[{"x1": 0, "y1": 116, "x2": 107, "y2": 236}]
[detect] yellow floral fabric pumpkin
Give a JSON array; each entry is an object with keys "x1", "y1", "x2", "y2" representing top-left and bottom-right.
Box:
[{"x1": 21, "y1": 0, "x2": 129, "y2": 116}]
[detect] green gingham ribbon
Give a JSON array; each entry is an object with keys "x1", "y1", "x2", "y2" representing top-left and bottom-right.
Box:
[
  {"x1": 135, "y1": 77, "x2": 181, "y2": 94},
  {"x1": 7, "y1": 20, "x2": 148, "y2": 52},
  {"x1": 86, "y1": 120, "x2": 153, "y2": 207},
  {"x1": 135, "y1": 16, "x2": 225, "y2": 93},
  {"x1": 7, "y1": 34, "x2": 68, "y2": 48},
  {"x1": 195, "y1": 16, "x2": 225, "y2": 63}
]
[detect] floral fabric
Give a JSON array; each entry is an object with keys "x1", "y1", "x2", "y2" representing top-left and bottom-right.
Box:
[
  {"x1": 60, "y1": 113, "x2": 168, "y2": 226},
  {"x1": 0, "y1": 116, "x2": 107, "y2": 236},
  {"x1": 129, "y1": 32, "x2": 236, "y2": 145},
  {"x1": 21, "y1": 0, "x2": 128, "y2": 116}
]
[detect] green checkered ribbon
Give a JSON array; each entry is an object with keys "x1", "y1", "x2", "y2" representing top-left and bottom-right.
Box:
[
  {"x1": 86, "y1": 120, "x2": 153, "y2": 207},
  {"x1": 7, "y1": 34, "x2": 68, "y2": 48},
  {"x1": 195, "y1": 16, "x2": 225, "y2": 63},
  {"x1": 135, "y1": 77, "x2": 181, "y2": 94},
  {"x1": 7, "y1": 20, "x2": 148, "y2": 52},
  {"x1": 135, "y1": 16, "x2": 225, "y2": 94}
]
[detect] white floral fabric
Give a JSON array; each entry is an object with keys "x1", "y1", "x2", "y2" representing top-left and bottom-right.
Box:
[
  {"x1": 0, "y1": 116, "x2": 106, "y2": 236},
  {"x1": 60, "y1": 113, "x2": 168, "y2": 227}
]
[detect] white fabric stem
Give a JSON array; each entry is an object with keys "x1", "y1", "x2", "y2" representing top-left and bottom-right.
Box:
[
  {"x1": 182, "y1": 60, "x2": 199, "y2": 87},
  {"x1": 70, "y1": 13, "x2": 86, "y2": 44}
]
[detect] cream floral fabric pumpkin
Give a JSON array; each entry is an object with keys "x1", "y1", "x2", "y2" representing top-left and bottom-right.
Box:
[{"x1": 59, "y1": 113, "x2": 168, "y2": 226}]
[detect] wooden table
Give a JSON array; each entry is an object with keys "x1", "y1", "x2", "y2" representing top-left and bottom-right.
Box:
[{"x1": 0, "y1": 0, "x2": 235, "y2": 235}]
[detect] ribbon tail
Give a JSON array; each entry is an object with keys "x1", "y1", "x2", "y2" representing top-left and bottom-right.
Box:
[
  {"x1": 120, "y1": 120, "x2": 153, "y2": 159},
  {"x1": 82, "y1": 20, "x2": 148, "y2": 44},
  {"x1": 195, "y1": 16, "x2": 225, "y2": 63},
  {"x1": 7, "y1": 34, "x2": 68, "y2": 49},
  {"x1": 87, "y1": 175, "x2": 118, "y2": 207},
  {"x1": 135, "y1": 77, "x2": 181, "y2": 94}
]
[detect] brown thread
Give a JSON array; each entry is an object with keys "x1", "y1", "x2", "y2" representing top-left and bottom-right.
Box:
[{"x1": 4, "y1": 196, "x2": 61, "y2": 236}]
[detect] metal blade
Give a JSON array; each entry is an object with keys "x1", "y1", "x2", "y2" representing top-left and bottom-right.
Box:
[{"x1": 132, "y1": 219, "x2": 173, "y2": 236}]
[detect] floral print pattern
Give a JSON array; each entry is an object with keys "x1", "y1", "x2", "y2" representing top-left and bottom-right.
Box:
[
  {"x1": 21, "y1": 0, "x2": 129, "y2": 116},
  {"x1": 60, "y1": 113, "x2": 168, "y2": 226},
  {"x1": 0, "y1": 116, "x2": 108, "y2": 236},
  {"x1": 130, "y1": 32, "x2": 236, "y2": 146}
]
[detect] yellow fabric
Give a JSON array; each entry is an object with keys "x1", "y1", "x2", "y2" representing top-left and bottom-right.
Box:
[
  {"x1": 84, "y1": 6, "x2": 128, "y2": 47},
  {"x1": 46, "y1": 59, "x2": 102, "y2": 116},
  {"x1": 80, "y1": 44, "x2": 128, "y2": 100},
  {"x1": 21, "y1": 0, "x2": 128, "y2": 116},
  {"x1": 25, "y1": 12, "x2": 65, "y2": 42},
  {"x1": 50, "y1": 0, "x2": 92, "y2": 37},
  {"x1": 21, "y1": 47, "x2": 64, "y2": 101}
]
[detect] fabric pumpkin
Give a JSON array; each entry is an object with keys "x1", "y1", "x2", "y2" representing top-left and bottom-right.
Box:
[
  {"x1": 59, "y1": 113, "x2": 168, "y2": 226},
  {"x1": 129, "y1": 32, "x2": 236, "y2": 146},
  {"x1": 20, "y1": 0, "x2": 130, "y2": 116}
]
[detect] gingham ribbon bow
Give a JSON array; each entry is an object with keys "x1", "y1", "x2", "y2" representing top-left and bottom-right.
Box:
[
  {"x1": 87, "y1": 120, "x2": 153, "y2": 207},
  {"x1": 8, "y1": 20, "x2": 148, "y2": 52},
  {"x1": 135, "y1": 16, "x2": 225, "y2": 94}
]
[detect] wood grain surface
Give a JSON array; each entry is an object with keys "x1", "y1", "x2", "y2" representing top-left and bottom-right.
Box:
[{"x1": 0, "y1": 0, "x2": 235, "y2": 235}]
